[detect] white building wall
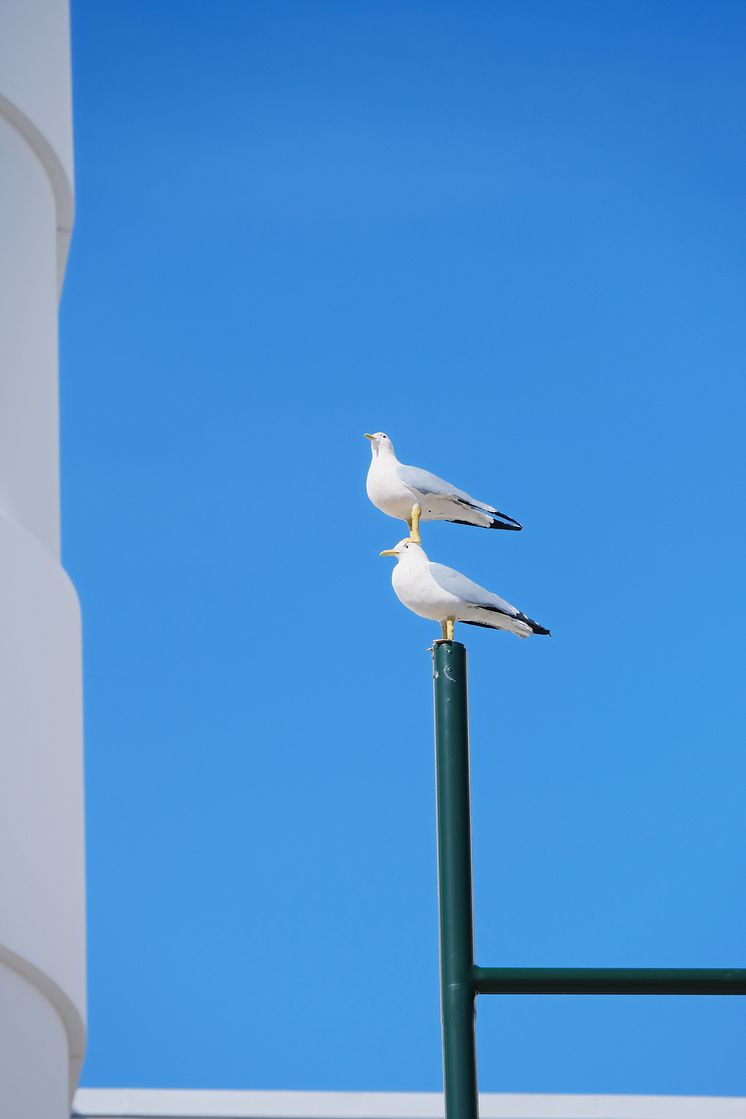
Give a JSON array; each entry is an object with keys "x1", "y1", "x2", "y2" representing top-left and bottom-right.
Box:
[
  {"x1": 0, "y1": 962, "x2": 69, "y2": 1119},
  {"x1": 0, "y1": 113, "x2": 62, "y2": 552},
  {"x1": 71, "y1": 1089, "x2": 746, "y2": 1119},
  {"x1": 0, "y1": 1, "x2": 85, "y2": 1115}
]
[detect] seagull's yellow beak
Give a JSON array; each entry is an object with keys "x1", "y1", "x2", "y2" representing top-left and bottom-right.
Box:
[
  {"x1": 379, "y1": 548, "x2": 398, "y2": 557},
  {"x1": 363, "y1": 433, "x2": 375, "y2": 441}
]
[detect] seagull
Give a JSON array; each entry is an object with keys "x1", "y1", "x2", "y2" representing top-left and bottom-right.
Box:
[
  {"x1": 364, "y1": 432, "x2": 522, "y2": 544},
  {"x1": 380, "y1": 538, "x2": 550, "y2": 642}
]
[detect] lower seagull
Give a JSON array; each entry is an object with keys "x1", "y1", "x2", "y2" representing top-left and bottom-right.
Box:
[{"x1": 380, "y1": 539, "x2": 550, "y2": 641}]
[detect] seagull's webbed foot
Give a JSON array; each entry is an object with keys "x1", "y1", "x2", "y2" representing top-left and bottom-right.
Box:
[{"x1": 408, "y1": 503, "x2": 422, "y2": 544}]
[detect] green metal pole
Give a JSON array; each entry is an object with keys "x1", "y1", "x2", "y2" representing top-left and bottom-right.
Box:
[{"x1": 433, "y1": 640, "x2": 479, "y2": 1119}]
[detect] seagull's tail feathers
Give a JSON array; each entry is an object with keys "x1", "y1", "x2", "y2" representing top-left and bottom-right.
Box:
[
  {"x1": 462, "y1": 611, "x2": 550, "y2": 638},
  {"x1": 462, "y1": 618, "x2": 510, "y2": 632},
  {"x1": 451, "y1": 507, "x2": 523, "y2": 531},
  {"x1": 463, "y1": 616, "x2": 532, "y2": 638}
]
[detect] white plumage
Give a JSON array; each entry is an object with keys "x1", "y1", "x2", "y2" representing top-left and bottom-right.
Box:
[
  {"x1": 365, "y1": 432, "x2": 521, "y2": 534},
  {"x1": 380, "y1": 539, "x2": 550, "y2": 640}
]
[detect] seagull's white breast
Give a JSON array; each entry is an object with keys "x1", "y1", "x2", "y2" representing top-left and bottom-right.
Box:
[
  {"x1": 366, "y1": 458, "x2": 417, "y2": 519},
  {"x1": 391, "y1": 560, "x2": 461, "y2": 622}
]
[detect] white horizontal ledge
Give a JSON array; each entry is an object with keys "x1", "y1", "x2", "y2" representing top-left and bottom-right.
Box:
[{"x1": 71, "y1": 1089, "x2": 746, "y2": 1119}]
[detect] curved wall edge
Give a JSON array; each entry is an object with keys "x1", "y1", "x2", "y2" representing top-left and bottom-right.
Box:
[
  {"x1": 0, "y1": 92, "x2": 74, "y2": 291},
  {"x1": 0, "y1": 0, "x2": 75, "y2": 294},
  {"x1": 0, "y1": 944, "x2": 85, "y2": 1096}
]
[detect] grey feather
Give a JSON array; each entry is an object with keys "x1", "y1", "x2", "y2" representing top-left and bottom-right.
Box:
[
  {"x1": 395, "y1": 463, "x2": 496, "y2": 513},
  {"x1": 428, "y1": 563, "x2": 520, "y2": 617}
]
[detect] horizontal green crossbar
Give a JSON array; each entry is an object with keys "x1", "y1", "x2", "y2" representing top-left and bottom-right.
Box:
[{"x1": 472, "y1": 966, "x2": 746, "y2": 995}]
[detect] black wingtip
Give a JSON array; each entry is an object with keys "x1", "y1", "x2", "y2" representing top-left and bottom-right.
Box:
[
  {"x1": 517, "y1": 609, "x2": 551, "y2": 635},
  {"x1": 490, "y1": 510, "x2": 523, "y2": 530},
  {"x1": 526, "y1": 619, "x2": 551, "y2": 635},
  {"x1": 489, "y1": 518, "x2": 522, "y2": 531}
]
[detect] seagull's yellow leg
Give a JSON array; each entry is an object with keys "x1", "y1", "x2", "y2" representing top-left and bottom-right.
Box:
[
  {"x1": 435, "y1": 618, "x2": 456, "y2": 645},
  {"x1": 409, "y1": 503, "x2": 422, "y2": 544}
]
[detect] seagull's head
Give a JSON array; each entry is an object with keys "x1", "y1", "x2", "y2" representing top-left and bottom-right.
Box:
[
  {"x1": 380, "y1": 538, "x2": 425, "y2": 562},
  {"x1": 364, "y1": 431, "x2": 394, "y2": 458}
]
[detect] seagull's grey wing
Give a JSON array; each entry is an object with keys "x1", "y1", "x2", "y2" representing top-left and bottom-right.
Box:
[
  {"x1": 428, "y1": 563, "x2": 520, "y2": 617},
  {"x1": 395, "y1": 463, "x2": 495, "y2": 513}
]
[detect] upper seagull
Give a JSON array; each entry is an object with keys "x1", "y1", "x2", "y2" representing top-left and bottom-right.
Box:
[
  {"x1": 380, "y1": 538, "x2": 550, "y2": 642},
  {"x1": 364, "y1": 432, "x2": 521, "y2": 543}
]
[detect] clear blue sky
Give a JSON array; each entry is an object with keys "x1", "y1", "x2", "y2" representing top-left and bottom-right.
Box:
[{"x1": 63, "y1": 0, "x2": 746, "y2": 1096}]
